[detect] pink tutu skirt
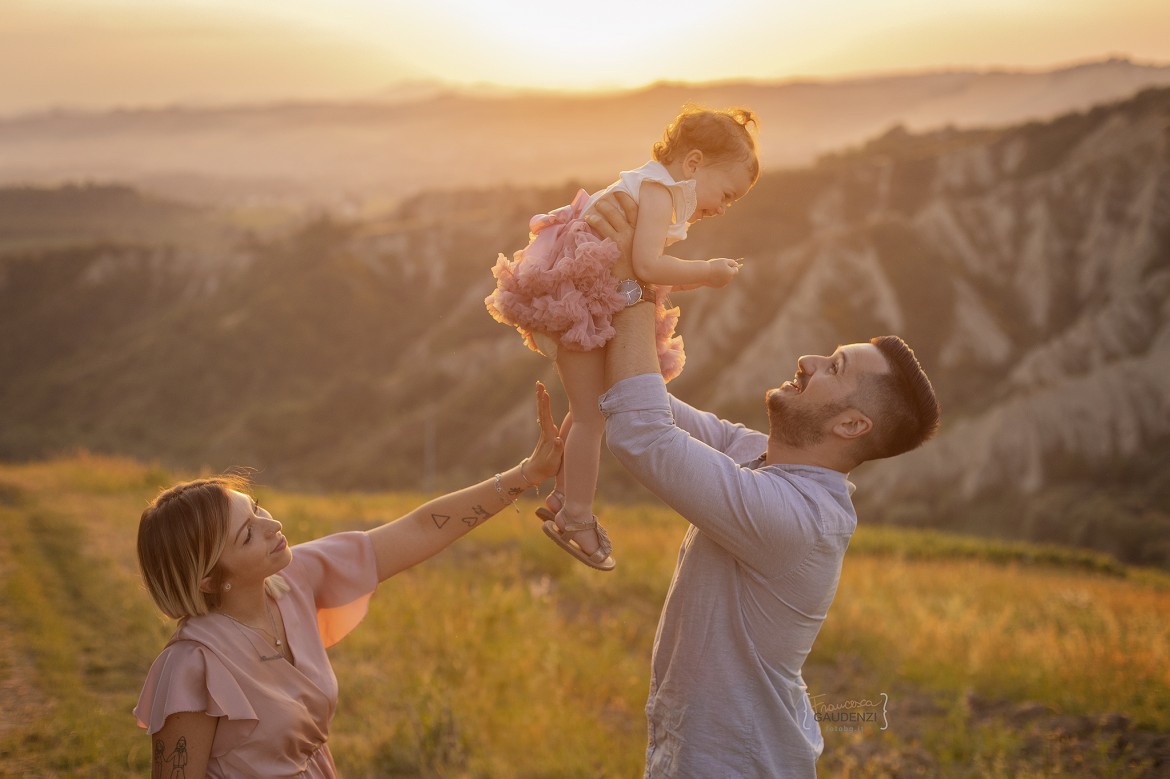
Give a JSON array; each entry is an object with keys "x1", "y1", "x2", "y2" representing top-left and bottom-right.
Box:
[{"x1": 485, "y1": 189, "x2": 685, "y2": 382}]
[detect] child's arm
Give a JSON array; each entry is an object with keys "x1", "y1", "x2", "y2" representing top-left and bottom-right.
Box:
[{"x1": 632, "y1": 182, "x2": 741, "y2": 288}]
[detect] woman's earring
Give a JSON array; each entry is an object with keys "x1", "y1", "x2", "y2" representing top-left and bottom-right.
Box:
[{"x1": 223, "y1": 582, "x2": 232, "y2": 591}]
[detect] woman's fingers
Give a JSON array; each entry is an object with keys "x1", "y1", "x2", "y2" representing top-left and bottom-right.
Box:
[
  {"x1": 536, "y1": 381, "x2": 554, "y2": 433},
  {"x1": 528, "y1": 381, "x2": 564, "y2": 482}
]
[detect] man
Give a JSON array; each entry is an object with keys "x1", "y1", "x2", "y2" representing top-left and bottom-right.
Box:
[{"x1": 585, "y1": 194, "x2": 941, "y2": 777}]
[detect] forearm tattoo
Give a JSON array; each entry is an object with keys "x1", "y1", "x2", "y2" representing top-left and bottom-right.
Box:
[
  {"x1": 433, "y1": 504, "x2": 493, "y2": 531},
  {"x1": 460, "y1": 504, "x2": 491, "y2": 527}
]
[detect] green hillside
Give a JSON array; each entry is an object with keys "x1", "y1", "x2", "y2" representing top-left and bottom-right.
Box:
[
  {"x1": 5, "y1": 90, "x2": 1170, "y2": 573},
  {"x1": 1, "y1": 456, "x2": 1167, "y2": 777}
]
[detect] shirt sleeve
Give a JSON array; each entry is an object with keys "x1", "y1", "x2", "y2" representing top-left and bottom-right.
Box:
[
  {"x1": 602, "y1": 374, "x2": 819, "y2": 573},
  {"x1": 284, "y1": 531, "x2": 380, "y2": 648},
  {"x1": 667, "y1": 393, "x2": 767, "y2": 458},
  {"x1": 134, "y1": 640, "x2": 259, "y2": 751}
]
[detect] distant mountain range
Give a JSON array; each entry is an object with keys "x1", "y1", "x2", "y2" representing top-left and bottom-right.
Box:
[
  {"x1": 2, "y1": 57, "x2": 1169, "y2": 207},
  {"x1": 2, "y1": 82, "x2": 1169, "y2": 568}
]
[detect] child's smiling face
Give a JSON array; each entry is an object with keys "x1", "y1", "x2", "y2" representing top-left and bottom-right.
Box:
[{"x1": 689, "y1": 158, "x2": 757, "y2": 222}]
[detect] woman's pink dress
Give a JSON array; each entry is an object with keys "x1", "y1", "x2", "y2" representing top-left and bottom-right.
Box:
[
  {"x1": 135, "y1": 532, "x2": 380, "y2": 778},
  {"x1": 485, "y1": 187, "x2": 686, "y2": 382}
]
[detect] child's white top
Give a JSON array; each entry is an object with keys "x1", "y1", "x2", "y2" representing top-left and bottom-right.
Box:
[{"x1": 587, "y1": 161, "x2": 698, "y2": 246}]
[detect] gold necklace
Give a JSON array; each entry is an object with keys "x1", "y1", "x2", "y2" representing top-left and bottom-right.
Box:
[{"x1": 219, "y1": 597, "x2": 284, "y2": 650}]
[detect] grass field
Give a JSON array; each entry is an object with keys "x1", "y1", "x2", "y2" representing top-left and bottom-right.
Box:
[{"x1": 1, "y1": 455, "x2": 1167, "y2": 777}]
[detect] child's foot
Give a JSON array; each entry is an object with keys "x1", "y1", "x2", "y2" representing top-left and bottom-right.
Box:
[
  {"x1": 556, "y1": 508, "x2": 605, "y2": 557},
  {"x1": 542, "y1": 509, "x2": 615, "y2": 571},
  {"x1": 534, "y1": 490, "x2": 564, "y2": 524}
]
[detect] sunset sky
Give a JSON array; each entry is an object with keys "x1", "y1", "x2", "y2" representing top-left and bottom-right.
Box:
[{"x1": 2, "y1": 0, "x2": 1169, "y2": 113}]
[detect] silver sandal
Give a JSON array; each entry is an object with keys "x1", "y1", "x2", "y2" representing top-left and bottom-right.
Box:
[{"x1": 542, "y1": 510, "x2": 616, "y2": 572}]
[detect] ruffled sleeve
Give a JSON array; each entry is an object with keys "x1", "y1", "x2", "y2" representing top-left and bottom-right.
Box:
[
  {"x1": 133, "y1": 640, "x2": 259, "y2": 752},
  {"x1": 285, "y1": 531, "x2": 380, "y2": 648}
]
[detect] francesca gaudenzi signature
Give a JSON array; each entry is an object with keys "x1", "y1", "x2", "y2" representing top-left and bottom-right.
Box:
[{"x1": 804, "y1": 692, "x2": 889, "y2": 731}]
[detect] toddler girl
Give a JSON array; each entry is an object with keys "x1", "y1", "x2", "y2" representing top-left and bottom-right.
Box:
[{"x1": 485, "y1": 106, "x2": 760, "y2": 570}]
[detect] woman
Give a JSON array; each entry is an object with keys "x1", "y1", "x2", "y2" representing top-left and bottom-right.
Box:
[{"x1": 134, "y1": 382, "x2": 563, "y2": 778}]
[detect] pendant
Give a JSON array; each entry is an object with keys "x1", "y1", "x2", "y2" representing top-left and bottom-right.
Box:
[{"x1": 276, "y1": 639, "x2": 282, "y2": 646}]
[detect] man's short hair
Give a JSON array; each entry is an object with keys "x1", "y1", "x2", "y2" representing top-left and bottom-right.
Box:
[{"x1": 855, "y1": 335, "x2": 940, "y2": 461}]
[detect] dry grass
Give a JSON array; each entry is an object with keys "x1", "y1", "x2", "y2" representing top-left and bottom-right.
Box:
[
  {"x1": 1, "y1": 455, "x2": 1167, "y2": 777},
  {"x1": 819, "y1": 556, "x2": 1170, "y2": 726}
]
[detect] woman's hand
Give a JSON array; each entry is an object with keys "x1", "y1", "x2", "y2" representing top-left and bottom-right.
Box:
[
  {"x1": 368, "y1": 381, "x2": 563, "y2": 581},
  {"x1": 585, "y1": 191, "x2": 639, "y2": 280},
  {"x1": 523, "y1": 381, "x2": 564, "y2": 484}
]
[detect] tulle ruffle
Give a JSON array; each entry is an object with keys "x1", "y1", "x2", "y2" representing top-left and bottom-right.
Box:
[
  {"x1": 654, "y1": 300, "x2": 685, "y2": 383},
  {"x1": 485, "y1": 189, "x2": 686, "y2": 380}
]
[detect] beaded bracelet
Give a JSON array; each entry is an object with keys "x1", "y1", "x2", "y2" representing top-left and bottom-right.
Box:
[{"x1": 494, "y1": 458, "x2": 533, "y2": 514}]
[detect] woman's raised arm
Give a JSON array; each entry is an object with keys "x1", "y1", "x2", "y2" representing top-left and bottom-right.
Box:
[{"x1": 367, "y1": 381, "x2": 563, "y2": 581}]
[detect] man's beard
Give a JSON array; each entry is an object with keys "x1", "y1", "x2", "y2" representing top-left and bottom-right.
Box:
[{"x1": 767, "y1": 391, "x2": 849, "y2": 448}]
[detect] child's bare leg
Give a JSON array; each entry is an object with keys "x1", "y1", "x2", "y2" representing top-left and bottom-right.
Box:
[{"x1": 555, "y1": 347, "x2": 607, "y2": 556}]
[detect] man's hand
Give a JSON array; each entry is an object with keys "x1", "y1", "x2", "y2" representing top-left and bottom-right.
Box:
[
  {"x1": 704, "y1": 258, "x2": 743, "y2": 288},
  {"x1": 585, "y1": 191, "x2": 639, "y2": 280}
]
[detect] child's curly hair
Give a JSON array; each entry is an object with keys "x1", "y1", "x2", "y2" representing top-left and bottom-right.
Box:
[{"x1": 652, "y1": 106, "x2": 760, "y2": 179}]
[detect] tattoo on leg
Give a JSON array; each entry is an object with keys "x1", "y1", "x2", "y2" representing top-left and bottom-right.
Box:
[{"x1": 432, "y1": 514, "x2": 451, "y2": 529}]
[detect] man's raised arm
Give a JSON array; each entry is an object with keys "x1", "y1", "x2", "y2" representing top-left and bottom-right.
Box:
[
  {"x1": 605, "y1": 302, "x2": 659, "y2": 388},
  {"x1": 586, "y1": 193, "x2": 808, "y2": 571},
  {"x1": 585, "y1": 193, "x2": 661, "y2": 389},
  {"x1": 587, "y1": 193, "x2": 763, "y2": 457}
]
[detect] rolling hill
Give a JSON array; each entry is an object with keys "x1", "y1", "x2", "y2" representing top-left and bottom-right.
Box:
[{"x1": 2, "y1": 86, "x2": 1169, "y2": 567}]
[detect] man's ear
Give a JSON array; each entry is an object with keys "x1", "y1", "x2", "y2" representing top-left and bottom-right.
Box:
[
  {"x1": 833, "y1": 410, "x2": 872, "y2": 441},
  {"x1": 681, "y1": 148, "x2": 704, "y2": 177}
]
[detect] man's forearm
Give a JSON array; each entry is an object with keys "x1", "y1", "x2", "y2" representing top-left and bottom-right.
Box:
[{"x1": 604, "y1": 301, "x2": 660, "y2": 389}]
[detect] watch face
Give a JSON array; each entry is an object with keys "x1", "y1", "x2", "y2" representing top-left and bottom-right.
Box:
[{"x1": 617, "y1": 279, "x2": 642, "y2": 305}]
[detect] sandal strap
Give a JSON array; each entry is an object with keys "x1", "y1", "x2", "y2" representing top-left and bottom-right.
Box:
[
  {"x1": 560, "y1": 514, "x2": 597, "y2": 533},
  {"x1": 560, "y1": 514, "x2": 613, "y2": 558}
]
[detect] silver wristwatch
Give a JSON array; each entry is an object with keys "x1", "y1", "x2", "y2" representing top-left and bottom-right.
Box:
[{"x1": 617, "y1": 278, "x2": 655, "y2": 307}]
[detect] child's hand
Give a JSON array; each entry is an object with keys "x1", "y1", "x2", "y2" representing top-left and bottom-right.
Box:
[{"x1": 705, "y1": 258, "x2": 743, "y2": 288}]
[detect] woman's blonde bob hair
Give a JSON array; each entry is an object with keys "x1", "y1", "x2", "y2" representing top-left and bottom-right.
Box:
[{"x1": 137, "y1": 474, "x2": 285, "y2": 620}]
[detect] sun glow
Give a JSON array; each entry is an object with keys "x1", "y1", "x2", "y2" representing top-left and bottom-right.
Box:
[
  {"x1": 323, "y1": 0, "x2": 734, "y2": 90},
  {"x1": 0, "y1": 0, "x2": 1168, "y2": 111}
]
